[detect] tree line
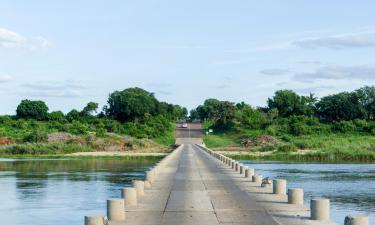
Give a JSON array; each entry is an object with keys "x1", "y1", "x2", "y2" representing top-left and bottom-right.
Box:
[
  {"x1": 190, "y1": 86, "x2": 375, "y2": 134},
  {"x1": 6, "y1": 87, "x2": 187, "y2": 139}
]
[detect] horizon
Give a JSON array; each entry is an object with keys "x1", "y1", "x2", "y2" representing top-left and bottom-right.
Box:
[{"x1": 1, "y1": 1, "x2": 375, "y2": 114}]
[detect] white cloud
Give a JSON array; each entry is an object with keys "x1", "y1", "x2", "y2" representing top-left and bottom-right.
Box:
[
  {"x1": 0, "y1": 28, "x2": 25, "y2": 48},
  {"x1": 293, "y1": 65, "x2": 375, "y2": 82},
  {"x1": 30, "y1": 36, "x2": 52, "y2": 49},
  {"x1": 293, "y1": 32, "x2": 375, "y2": 49},
  {"x1": 0, "y1": 75, "x2": 13, "y2": 83},
  {"x1": 0, "y1": 27, "x2": 50, "y2": 49},
  {"x1": 260, "y1": 68, "x2": 291, "y2": 75},
  {"x1": 22, "y1": 80, "x2": 86, "y2": 98}
]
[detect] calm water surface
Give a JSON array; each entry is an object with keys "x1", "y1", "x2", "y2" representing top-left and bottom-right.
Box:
[
  {"x1": 241, "y1": 161, "x2": 375, "y2": 225},
  {"x1": 0, "y1": 157, "x2": 160, "y2": 225}
]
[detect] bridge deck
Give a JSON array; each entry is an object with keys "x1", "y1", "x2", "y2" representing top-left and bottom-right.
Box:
[{"x1": 112, "y1": 144, "x2": 334, "y2": 225}]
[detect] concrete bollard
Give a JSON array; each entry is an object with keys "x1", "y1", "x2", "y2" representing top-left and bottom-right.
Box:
[
  {"x1": 146, "y1": 171, "x2": 154, "y2": 183},
  {"x1": 273, "y1": 179, "x2": 287, "y2": 195},
  {"x1": 107, "y1": 198, "x2": 125, "y2": 221},
  {"x1": 252, "y1": 175, "x2": 262, "y2": 183},
  {"x1": 245, "y1": 168, "x2": 254, "y2": 178},
  {"x1": 239, "y1": 165, "x2": 244, "y2": 174},
  {"x1": 121, "y1": 187, "x2": 137, "y2": 206},
  {"x1": 144, "y1": 180, "x2": 151, "y2": 189},
  {"x1": 231, "y1": 161, "x2": 235, "y2": 169},
  {"x1": 311, "y1": 198, "x2": 330, "y2": 221},
  {"x1": 84, "y1": 215, "x2": 105, "y2": 225},
  {"x1": 132, "y1": 180, "x2": 145, "y2": 196},
  {"x1": 288, "y1": 188, "x2": 304, "y2": 205},
  {"x1": 235, "y1": 163, "x2": 239, "y2": 171},
  {"x1": 344, "y1": 215, "x2": 369, "y2": 225}
]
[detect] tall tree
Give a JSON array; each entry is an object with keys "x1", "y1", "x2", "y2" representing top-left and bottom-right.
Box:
[
  {"x1": 16, "y1": 99, "x2": 49, "y2": 120},
  {"x1": 106, "y1": 87, "x2": 159, "y2": 122},
  {"x1": 267, "y1": 90, "x2": 315, "y2": 117},
  {"x1": 316, "y1": 92, "x2": 364, "y2": 121},
  {"x1": 81, "y1": 102, "x2": 99, "y2": 116}
]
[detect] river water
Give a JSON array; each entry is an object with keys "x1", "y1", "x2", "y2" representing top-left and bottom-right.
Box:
[
  {"x1": 0, "y1": 158, "x2": 373, "y2": 225},
  {"x1": 0, "y1": 158, "x2": 159, "y2": 225},
  {"x1": 241, "y1": 161, "x2": 375, "y2": 225}
]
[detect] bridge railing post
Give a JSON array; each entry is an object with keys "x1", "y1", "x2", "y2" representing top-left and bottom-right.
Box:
[{"x1": 310, "y1": 198, "x2": 330, "y2": 221}]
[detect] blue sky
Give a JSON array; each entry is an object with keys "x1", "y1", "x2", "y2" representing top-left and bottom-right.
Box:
[{"x1": 1, "y1": 1, "x2": 375, "y2": 114}]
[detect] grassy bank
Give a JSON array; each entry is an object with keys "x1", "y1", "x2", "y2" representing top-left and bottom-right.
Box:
[{"x1": 204, "y1": 131, "x2": 375, "y2": 162}]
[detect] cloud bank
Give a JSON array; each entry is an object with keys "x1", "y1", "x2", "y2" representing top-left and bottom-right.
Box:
[
  {"x1": 294, "y1": 65, "x2": 375, "y2": 82},
  {"x1": 0, "y1": 27, "x2": 50, "y2": 49}
]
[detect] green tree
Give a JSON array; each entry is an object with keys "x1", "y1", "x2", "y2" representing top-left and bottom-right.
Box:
[
  {"x1": 215, "y1": 101, "x2": 236, "y2": 128},
  {"x1": 16, "y1": 99, "x2": 49, "y2": 120},
  {"x1": 81, "y1": 102, "x2": 99, "y2": 116},
  {"x1": 316, "y1": 92, "x2": 364, "y2": 121},
  {"x1": 48, "y1": 111, "x2": 66, "y2": 122},
  {"x1": 267, "y1": 90, "x2": 315, "y2": 117},
  {"x1": 355, "y1": 86, "x2": 375, "y2": 120},
  {"x1": 106, "y1": 87, "x2": 159, "y2": 122},
  {"x1": 66, "y1": 109, "x2": 81, "y2": 122}
]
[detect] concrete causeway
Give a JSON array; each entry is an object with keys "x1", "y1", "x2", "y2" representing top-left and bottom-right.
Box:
[
  {"x1": 85, "y1": 123, "x2": 368, "y2": 225},
  {"x1": 102, "y1": 144, "x2": 337, "y2": 225}
]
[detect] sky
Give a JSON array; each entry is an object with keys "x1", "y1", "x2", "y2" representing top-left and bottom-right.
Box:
[{"x1": 1, "y1": 1, "x2": 375, "y2": 114}]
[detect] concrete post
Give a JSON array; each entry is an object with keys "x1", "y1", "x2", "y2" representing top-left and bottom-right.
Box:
[
  {"x1": 235, "y1": 163, "x2": 239, "y2": 171},
  {"x1": 245, "y1": 168, "x2": 254, "y2": 178},
  {"x1": 252, "y1": 175, "x2": 262, "y2": 183},
  {"x1": 107, "y1": 198, "x2": 125, "y2": 221},
  {"x1": 273, "y1": 179, "x2": 287, "y2": 195},
  {"x1": 84, "y1": 215, "x2": 105, "y2": 225},
  {"x1": 132, "y1": 180, "x2": 145, "y2": 196},
  {"x1": 288, "y1": 188, "x2": 303, "y2": 205},
  {"x1": 121, "y1": 187, "x2": 137, "y2": 206},
  {"x1": 239, "y1": 165, "x2": 244, "y2": 174},
  {"x1": 231, "y1": 161, "x2": 235, "y2": 169},
  {"x1": 311, "y1": 198, "x2": 330, "y2": 221},
  {"x1": 344, "y1": 215, "x2": 369, "y2": 225},
  {"x1": 146, "y1": 171, "x2": 154, "y2": 183},
  {"x1": 144, "y1": 180, "x2": 151, "y2": 189}
]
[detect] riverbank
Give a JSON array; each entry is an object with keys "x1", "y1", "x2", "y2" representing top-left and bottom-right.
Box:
[{"x1": 205, "y1": 132, "x2": 375, "y2": 162}]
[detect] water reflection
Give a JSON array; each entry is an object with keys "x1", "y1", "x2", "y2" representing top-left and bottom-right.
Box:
[
  {"x1": 241, "y1": 161, "x2": 375, "y2": 225},
  {"x1": 0, "y1": 157, "x2": 160, "y2": 225}
]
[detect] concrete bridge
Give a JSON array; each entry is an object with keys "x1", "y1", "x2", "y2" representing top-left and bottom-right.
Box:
[{"x1": 84, "y1": 123, "x2": 369, "y2": 225}]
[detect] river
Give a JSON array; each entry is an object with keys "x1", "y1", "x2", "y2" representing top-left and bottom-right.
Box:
[
  {"x1": 0, "y1": 157, "x2": 159, "y2": 225},
  {"x1": 0, "y1": 158, "x2": 373, "y2": 225},
  {"x1": 241, "y1": 161, "x2": 375, "y2": 225}
]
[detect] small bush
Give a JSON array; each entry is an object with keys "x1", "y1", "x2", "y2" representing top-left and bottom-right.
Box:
[
  {"x1": 260, "y1": 145, "x2": 277, "y2": 152},
  {"x1": 96, "y1": 128, "x2": 106, "y2": 137},
  {"x1": 277, "y1": 144, "x2": 297, "y2": 152},
  {"x1": 332, "y1": 121, "x2": 356, "y2": 133},
  {"x1": 279, "y1": 135, "x2": 292, "y2": 142},
  {"x1": 23, "y1": 131, "x2": 48, "y2": 143}
]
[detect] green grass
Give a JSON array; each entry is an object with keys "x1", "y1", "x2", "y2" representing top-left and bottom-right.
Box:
[
  {"x1": 205, "y1": 127, "x2": 375, "y2": 162},
  {"x1": 153, "y1": 123, "x2": 176, "y2": 146},
  {"x1": 0, "y1": 143, "x2": 93, "y2": 155},
  {"x1": 203, "y1": 133, "x2": 238, "y2": 148}
]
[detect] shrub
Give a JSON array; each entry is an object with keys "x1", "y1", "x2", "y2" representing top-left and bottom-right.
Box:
[
  {"x1": 353, "y1": 119, "x2": 370, "y2": 132},
  {"x1": 66, "y1": 121, "x2": 88, "y2": 135},
  {"x1": 265, "y1": 125, "x2": 279, "y2": 136},
  {"x1": 277, "y1": 144, "x2": 297, "y2": 152},
  {"x1": 23, "y1": 130, "x2": 48, "y2": 143},
  {"x1": 279, "y1": 135, "x2": 292, "y2": 142},
  {"x1": 260, "y1": 145, "x2": 277, "y2": 152},
  {"x1": 48, "y1": 111, "x2": 66, "y2": 122},
  {"x1": 332, "y1": 121, "x2": 356, "y2": 133},
  {"x1": 289, "y1": 122, "x2": 312, "y2": 136},
  {"x1": 96, "y1": 128, "x2": 106, "y2": 137}
]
